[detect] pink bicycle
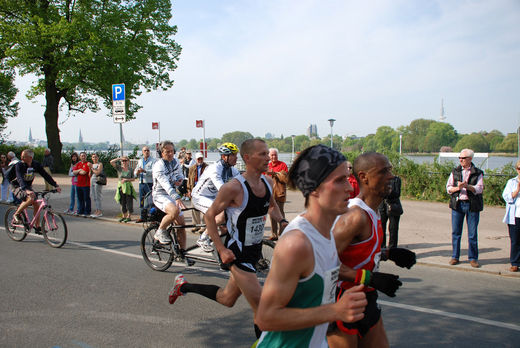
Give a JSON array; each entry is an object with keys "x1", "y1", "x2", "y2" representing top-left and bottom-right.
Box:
[{"x1": 4, "y1": 190, "x2": 67, "y2": 248}]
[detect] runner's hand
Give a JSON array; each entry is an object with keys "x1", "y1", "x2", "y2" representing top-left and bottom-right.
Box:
[
  {"x1": 336, "y1": 284, "x2": 367, "y2": 323},
  {"x1": 369, "y1": 272, "x2": 402, "y2": 297},
  {"x1": 219, "y1": 248, "x2": 236, "y2": 264},
  {"x1": 388, "y1": 248, "x2": 416, "y2": 269}
]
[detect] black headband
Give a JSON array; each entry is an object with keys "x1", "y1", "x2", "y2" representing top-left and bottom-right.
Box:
[{"x1": 291, "y1": 144, "x2": 346, "y2": 197}]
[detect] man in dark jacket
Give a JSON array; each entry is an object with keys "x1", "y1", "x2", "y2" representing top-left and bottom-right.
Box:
[
  {"x1": 446, "y1": 148, "x2": 484, "y2": 268},
  {"x1": 10, "y1": 149, "x2": 61, "y2": 232},
  {"x1": 379, "y1": 175, "x2": 403, "y2": 248},
  {"x1": 42, "y1": 148, "x2": 54, "y2": 191}
]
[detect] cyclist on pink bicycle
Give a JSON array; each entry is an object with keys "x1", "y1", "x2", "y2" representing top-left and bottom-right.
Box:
[{"x1": 8, "y1": 149, "x2": 61, "y2": 233}]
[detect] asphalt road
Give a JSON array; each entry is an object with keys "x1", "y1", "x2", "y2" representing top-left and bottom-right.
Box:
[{"x1": 1, "y1": 206, "x2": 519, "y2": 348}]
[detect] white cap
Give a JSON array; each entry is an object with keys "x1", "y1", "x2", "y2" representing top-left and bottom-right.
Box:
[{"x1": 195, "y1": 152, "x2": 204, "y2": 159}]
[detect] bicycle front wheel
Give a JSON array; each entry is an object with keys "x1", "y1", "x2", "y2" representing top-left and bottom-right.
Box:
[
  {"x1": 4, "y1": 207, "x2": 28, "y2": 242},
  {"x1": 140, "y1": 225, "x2": 174, "y2": 271},
  {"x1": 41, "y1": 211, "x2": 68, "y2": 248},
  {"x1": 256, "y1": 239, "x2": 276, "y2": 277}
]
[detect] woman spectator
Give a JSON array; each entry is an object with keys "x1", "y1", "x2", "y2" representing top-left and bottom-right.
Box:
[
  {"x1": 90, "y1": 153, "x2": 104, "y2": 217},
  {"x1": 502, "y1": 159, "x2": 520, "y2": 272},
  {"x1": 110, "y1": 156, "x2": 137, "y2": 222},
  {"x1": 65, "y1": 152, "x2": 80, "y2": 214},
  {"x1": 1, "y1": 153, "x2": 9, "y2": 201}
]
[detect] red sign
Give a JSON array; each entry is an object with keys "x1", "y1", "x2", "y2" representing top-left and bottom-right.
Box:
[
  {"x1": 196, "y1": 120, "x2": 204, "y2": 128},
  {"x1": 152, "y1": 122, "x2": 159, "y2": 130}
]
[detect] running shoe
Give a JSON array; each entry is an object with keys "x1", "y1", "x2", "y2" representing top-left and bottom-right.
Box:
[
  {"x1": 196, "y1": 234, "x2": 208, "y2": 248},
  {"x1": 33, "y1": 226, "x2": 42, "y2": 235},
  {"x1": 196, "y1": 235, "x2": 214, "y2": 252},
  {"x1": 201, "y1": 239, "x2": 214, "y2": 252},
  {"x1": 168, "y1": 274, "x2": 186, "y2": 304},
  {"x1": 154, "y1": 229, "x2": 172, "y2": 244}
]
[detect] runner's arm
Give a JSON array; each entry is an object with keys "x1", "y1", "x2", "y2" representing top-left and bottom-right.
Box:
[
  {"x1": 204, "y1": 180, "x2": 242, "y2": 263},
  {"x1": 256, "y1": 230, "x2": 366, "y2": 331},
  {"x1": 333, "y1": 208, "x2": 366, "y2": 282}
]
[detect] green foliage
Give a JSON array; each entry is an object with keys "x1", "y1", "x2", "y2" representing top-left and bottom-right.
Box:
[
  {"x1": 495, "y1": 133, "x2": 518, "y2": 153},
  {"x1": 484, "y1": 130, "x2": 505, "y2": 151},
  {"x1": 454, "y1": 133, "x2": 490, "y2": 152},
  {"x1": 393, "y1": 154, "x2": 513, "y2": 207},
  {"x1": 0, "y1": 48, "x2": 18, "y2": 137},
  {"x1": 0, "y1": 0, "x2": 181, "y2": 170},
  {"x1": 62, "y1": 145, "x2": 120, "y2": 177},
  {"x1": 423, "y1": 122, "x2": 458, "y2": 152},
  {"x1": 221, "y1": 131, "x2": 254, "y2": 147}
]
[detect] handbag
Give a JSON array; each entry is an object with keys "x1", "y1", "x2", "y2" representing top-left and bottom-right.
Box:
[{"x1": 96, "y1": 172, "x2": 107, "y2": 185}]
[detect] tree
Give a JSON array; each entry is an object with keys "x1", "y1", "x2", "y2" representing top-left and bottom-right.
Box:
[
  {"x1": 483, "y1": 130, "x2": 505, "y2": 151},
  {"x1": 402, "y1": 118, "x2": 436, "y2": 152},
  {"x1": 454, "y1": 133, "x2": 490, "y2": 152},
  {"x1": 0, "y1": 0, "x2": 181, "y2": 170},
  {"x1": 423, "y1": 122, "x2": 458, "y2": 152},
  {"x1": 495, "y1": 133, "x2": 518, "y2": 153},
  {"x1": 373, "y1": 126, "x2": 397, "y2": 152},
  {"x1": 187, "y1": 138, "x2": 199, "y2": 151},
  {"x1": 221, "y1": 131, "x2": 254, "y2": 147},
  {"x1": 0, "y1": 45, "x2": 18, "y2": 137}
]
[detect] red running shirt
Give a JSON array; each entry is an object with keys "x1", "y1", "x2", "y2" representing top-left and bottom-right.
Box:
[{"x1": 338, "y1": 198, "x2": 383, "y2": 291}]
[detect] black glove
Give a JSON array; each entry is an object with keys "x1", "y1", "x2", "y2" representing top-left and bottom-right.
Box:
[
  {"x1": 369, "y1": 272, "x2": 402, "y2": 297},
  {"x1": 388, "y1": 248, "x2": 416, "y2": 269}
]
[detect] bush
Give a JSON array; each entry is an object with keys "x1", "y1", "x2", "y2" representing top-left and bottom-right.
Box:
[{"x1": 392, "y1": 154, "x2": 513, "y2": 207}]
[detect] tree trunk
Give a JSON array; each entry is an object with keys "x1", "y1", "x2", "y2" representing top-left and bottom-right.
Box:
[{"x1": 44, "y1": 72, "x2": 63, "y2": 172}]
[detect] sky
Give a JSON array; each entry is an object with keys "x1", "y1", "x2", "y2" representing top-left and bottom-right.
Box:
[{"x1": 6, "y1": 0, "x2": 520, "y2": 144}]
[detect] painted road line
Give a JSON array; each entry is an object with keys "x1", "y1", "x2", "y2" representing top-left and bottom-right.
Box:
[
  {"x1": 3, "y1": 227, "x2": 517, "y2": 331},
  {"x1": 380, "y1": 300, "x2": 520, "y2": 332}
]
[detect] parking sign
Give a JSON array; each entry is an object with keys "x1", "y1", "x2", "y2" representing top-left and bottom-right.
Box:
[{"x1": 112, "y1": 83, "x2": 125, "y2": 123}]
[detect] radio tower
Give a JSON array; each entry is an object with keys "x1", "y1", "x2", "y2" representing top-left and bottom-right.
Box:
[{"x1": 439, "y1": 99, "x2": 446, "y2": 122}]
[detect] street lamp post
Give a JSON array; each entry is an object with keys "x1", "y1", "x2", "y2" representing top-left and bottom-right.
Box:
[
  {"x1": 328, "y1": 118, "x2": 336, "y2": 149},
  {"x1": 399, "y1": 134, "x2": 402, "y2": 155}
]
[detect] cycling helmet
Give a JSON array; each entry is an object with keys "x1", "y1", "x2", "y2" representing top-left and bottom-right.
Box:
[{"x1": 218, "y1": 142, "x2": 239, "y2": 155}]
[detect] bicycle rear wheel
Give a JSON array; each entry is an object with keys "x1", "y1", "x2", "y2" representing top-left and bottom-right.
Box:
[
  {"x1": 256, "y1": 239, "x2": 276, "y2": 277},
  {"x1": 4, "y1": 207, "x2": 28, "y2": 242},
  {"x1": 41, "y1": 211, "x2": 68, "y2": 248},
  {"x1": 140, "y1": 225, "x2": 174, "y2": 271}
]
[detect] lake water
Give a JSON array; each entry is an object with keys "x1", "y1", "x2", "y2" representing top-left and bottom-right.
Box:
[{"x1": 125, "y1": 150, "x2": 516, "y2": 171}]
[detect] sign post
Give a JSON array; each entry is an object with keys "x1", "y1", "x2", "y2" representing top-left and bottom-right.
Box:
[
  {"x1": 152, "y1": 122, "x2": 160, "y2": 143},
  {"x1": 112, "y1": 84, "x2": 126, "y2": 157},
  {"x1": 196, "y1": 120, "x2": 206, "y2": 158}
]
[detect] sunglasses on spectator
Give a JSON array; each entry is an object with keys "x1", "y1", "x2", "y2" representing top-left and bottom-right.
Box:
[
  {"x1": 143, "y1": 150, "x2": 150, "y2": 152},
  {"x1": 517, "y1": 167, "x2": 520, "y2": 170},
  {"x1": 122, "y1": 159, "x2": 129, "y2": 162},
  {"x1": 458, "y1": 157, "x2": 470, "y2": 160}
]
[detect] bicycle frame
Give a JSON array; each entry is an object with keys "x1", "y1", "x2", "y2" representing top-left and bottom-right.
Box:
[{"x1": 12, "y1": 192, "x2": 58, "y2": 232}]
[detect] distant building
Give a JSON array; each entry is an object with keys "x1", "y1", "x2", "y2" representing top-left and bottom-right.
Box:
[
  {"x1": 28, "y1": 128, "x2": 33, "y2": 143},
  {"x1": 307, "y1": 124, "x2": 318, "y2": 138},
  {"x1": 265, "y1": 132, "x2": 274, "y2": 139},
  {"x1": 78, "y1": 130, "x2": 83, "y2": 143}
]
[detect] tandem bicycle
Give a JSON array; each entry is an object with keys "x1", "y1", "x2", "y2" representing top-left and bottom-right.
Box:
[
  {"x1": 4, "y1": 190, "x2": 68, "y2": 248},
  {"x1": 140, "y1": 207, "x2": 275, "y2": 276}
]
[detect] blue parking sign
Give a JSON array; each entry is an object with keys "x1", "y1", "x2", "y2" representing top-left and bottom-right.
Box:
[{"x1": 112, "y1": 84, "x2": 125, "y2": 101}]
